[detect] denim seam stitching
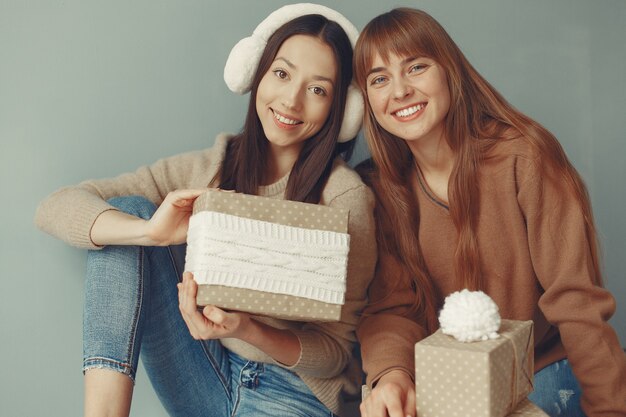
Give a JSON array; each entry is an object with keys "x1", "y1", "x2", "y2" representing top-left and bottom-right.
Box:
[
  {"x1": 229, "y1": 383, "x2": 243, "y2": 417},
  {"x1": 125, "y1": 247, "x2": 144, "y2": 373},
  {"x1": 166, "y1": 245, "x2": 182, "y2": 281},
  {"x1": 167, "y1": 245, "x2": 232, "y2": 398},
  {"x1": 199, "y1": 340, "x2": 232, "y2": 401}
]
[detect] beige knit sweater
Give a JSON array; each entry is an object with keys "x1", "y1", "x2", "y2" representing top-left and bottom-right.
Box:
[{"x1": 35, "y1": 133, "x2": 377, "y2": 416}]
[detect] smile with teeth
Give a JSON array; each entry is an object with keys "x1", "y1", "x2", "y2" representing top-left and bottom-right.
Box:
[
  {"x1": 394, "y1": 103, "x2": 426, "y2": 118},
  {"x1": 273, "y1": 110, "x2": 302, "y2": 125}
]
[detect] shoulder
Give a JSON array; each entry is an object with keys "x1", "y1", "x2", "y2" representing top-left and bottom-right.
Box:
[
  {"x1": 322, "y1": 158, "x2": 374, "y2": 208},
  {"x1": 152, "y1": 133, "x2": 234, "y2": 180},
  {"x1": 481, "y1": 135, "x2": 577, "y2": 207},
  {"x1": 482, "y1": 136, "x2": 543, "y2": 183},
  {"x1": 187, "y1": 132, "x2": 233, "y2": 163},
  {"x1": 484, "y1": 136, "x2": 539, "y2": 163},
  {"x1": 209, "y1": 132, "x2": 234, "y2": 162}
]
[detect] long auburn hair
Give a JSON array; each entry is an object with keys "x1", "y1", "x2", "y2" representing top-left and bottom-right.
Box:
[
  {"x1": 354, "y1": 8, "x2": 602, "y2": 331},
  {"x1": 214, "y1": 14, "x2": 355, "y2": 204}
]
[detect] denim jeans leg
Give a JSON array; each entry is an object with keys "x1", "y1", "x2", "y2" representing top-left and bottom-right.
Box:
[
  {"x1": 83, "y1": 196, "x2": 232, "y2": 417},
  {"x1": 140, "y1": 244, "x2": 232, "y2": 417},
  {"x1": 83, "y1": 197, "x2": 150, "y2": 379},
  {"x1": 229, "y1": 352, "x2": 334, "y2": 417},
  {"x1": 529, "y1": 359, "x2": 586, "y2": 417}
]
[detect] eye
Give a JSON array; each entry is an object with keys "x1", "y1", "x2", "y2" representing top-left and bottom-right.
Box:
[
  {"x1": 273, "y1": 69, "x2": 288, "y2": 80},
  {"x1": 309, "y1": 86, "x2": 327, "y2": 96},
  {"x1": 369, "y1": 75, "x2": 387, "y2": 86},
  {"x1": 409, "y1": 63, "x2": 428, "y2": 74}
]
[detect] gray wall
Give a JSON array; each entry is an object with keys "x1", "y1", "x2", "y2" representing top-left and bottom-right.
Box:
[{"x1": 1, "y1": 1, "x2": 624, "y2": 416}]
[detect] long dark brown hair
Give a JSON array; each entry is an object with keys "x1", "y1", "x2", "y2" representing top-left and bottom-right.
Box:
[
  {"x1": 354, "y1": 8, "x2": 602, "y2": 331},
  {"x1": 214, "y1": 14, "x2": 355, "y2": 204}
]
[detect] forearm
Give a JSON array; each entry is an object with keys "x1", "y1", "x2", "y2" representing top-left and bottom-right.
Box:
[
  {"x1": 239, "y1": 319, "x2": 301, "y2": 366},
  {"x1": 359, "y1": 314, "x2": 424, "y2": 386},
  {"x1": 90, "y1": 209, "x2": 154, "y2": 247}
]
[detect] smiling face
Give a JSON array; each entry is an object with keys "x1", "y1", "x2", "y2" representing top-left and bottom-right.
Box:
[
  {"x1": 366, "y1": 52, "x2": 451, "y2": 147},
  {"x1": 255, "y1": 34, "x2": 337, "y2": 157}
]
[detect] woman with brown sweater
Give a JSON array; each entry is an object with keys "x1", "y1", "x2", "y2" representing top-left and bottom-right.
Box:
[{"x1": 354, "y1": 8, "x2": 626, "y2": 417}]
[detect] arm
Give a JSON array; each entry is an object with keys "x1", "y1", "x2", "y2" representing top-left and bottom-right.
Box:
[
  {"x1": 357, "y1": 249, "x2": 426, "y2": 417},
  {"x1": 357, "y1": 250, "x2": 427, "y2": 387},
  {"x1": 34, "y1": 142, "x2": 222, "y2": 248},
  {"x1": 90, "y1": 189, "x2": 206, "y2": 246},
  {"x1": 518, "y1": 157, "x2": 626, "y2": 416}
]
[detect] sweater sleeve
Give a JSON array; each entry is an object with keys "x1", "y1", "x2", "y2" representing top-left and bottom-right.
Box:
[
  {"x1": 518, "y1": 158, "x2": 626, "y2": 416},
  {"x1": 282, "y1": 184, "x2": 377, "y2": 378},
  {"x1": 34, "y1": 138, "x2": 226, "y2": 249},
  {"x1": 357, "y1": 249, "x2": 428, "y2": 387}
]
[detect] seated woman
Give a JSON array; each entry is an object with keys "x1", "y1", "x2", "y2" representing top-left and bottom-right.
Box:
[
  {"x1": 354, "y1": 7, "x2": 626, "y2": 417},
  {"x1": 35, "y1": 4, "x2": 376, "y2": 417}
]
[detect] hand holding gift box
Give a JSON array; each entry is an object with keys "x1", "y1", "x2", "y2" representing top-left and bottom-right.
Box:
[
  {"x1": 414, "y1": 290, "x2": 546, "y2": 417},
  {"x1": 184, "y1": 190, "x2": 350, "y2": 321}
]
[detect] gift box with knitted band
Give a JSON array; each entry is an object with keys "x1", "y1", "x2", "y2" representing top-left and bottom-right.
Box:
[
  {"x1": 412, "y1": 290, "x2": 543, "y2": 417},
  {"x1": 184, "y1": 190, "x2": 350, "y2": 321}
]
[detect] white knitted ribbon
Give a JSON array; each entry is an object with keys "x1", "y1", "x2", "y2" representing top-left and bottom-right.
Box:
[{"x1": 185, "y1": 211, "x2": 350, "y2": 305}]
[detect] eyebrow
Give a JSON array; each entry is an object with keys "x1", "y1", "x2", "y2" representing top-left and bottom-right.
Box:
[
  {"x1": 367, "y1": 56, "x2": 419, "y2": 77},
  {"x1": 274, "y1": 56, "x2": 335, "y2": 86}
]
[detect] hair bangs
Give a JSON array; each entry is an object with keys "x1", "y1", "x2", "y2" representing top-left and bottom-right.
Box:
[{"x1": 355, "y1": 9, "x2": 438, "y2": 90}]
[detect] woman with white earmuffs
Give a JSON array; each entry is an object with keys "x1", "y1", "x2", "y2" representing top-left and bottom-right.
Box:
[{"x1": 34, "y1": 4, "x2": 376, "y2": 417}]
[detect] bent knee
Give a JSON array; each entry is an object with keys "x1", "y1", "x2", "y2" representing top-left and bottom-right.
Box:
[{"x1": 107, "y1": 196, "x2": 157, "y2": 220}]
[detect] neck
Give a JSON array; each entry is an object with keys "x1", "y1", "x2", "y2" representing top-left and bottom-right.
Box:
[
  {"x1": 407, "y1": 133, "x2": 455, "y2": 178},
  {"x1": 407, "y1": 132, "x2": 455, "y2": 204},
  {"x1": 265, "y1": 144, "x2": 300, "y2": 185}
]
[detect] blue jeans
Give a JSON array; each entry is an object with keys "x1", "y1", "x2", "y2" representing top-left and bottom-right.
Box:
[
  {"x1": 83, "y1": 196, "x2": 335, "y2": 417},
  {"x1": 529, "y1": 359, "x2": 585, "y2": 417}
]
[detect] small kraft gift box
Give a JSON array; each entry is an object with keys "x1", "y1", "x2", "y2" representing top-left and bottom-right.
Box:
[
  {"x1": 184, "y1": 190, "x2": 350, "y2": 321},
  {"x1": 414, "y1": 290, "x2": 544, "y2": 417}
]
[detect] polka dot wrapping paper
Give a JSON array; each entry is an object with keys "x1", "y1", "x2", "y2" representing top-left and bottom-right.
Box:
[
  {"x1": 185, "y1": 190, "x2": 350, "y2": 321},
  {"x1": 360, "y1": 383, "x2": 546, "y2": 416},
  {"x1": 414, "y1": 320, "x2": 539, "y2": 417}
]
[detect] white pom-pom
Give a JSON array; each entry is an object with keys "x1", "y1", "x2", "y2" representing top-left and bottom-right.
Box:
[{"x1": 439, "y1": 290, "x2": 501, "y2": 342}]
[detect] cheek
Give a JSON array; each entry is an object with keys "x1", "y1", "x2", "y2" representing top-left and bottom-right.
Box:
[
  {"x1": 433, "y1": 73, "x2": 451, "y2": 110},
  {"x1": 437, "y1": 87, "x2": 451, "y2": 116},
  {"x1": 367, "y1": 93, "x2": 385, "y2": 117},
  {"x1": 310, "y1": 100, "x2": 332, "y2": 123},
  {"x1": 256, "y1": 73, "x2": 275, "y2": 102}
]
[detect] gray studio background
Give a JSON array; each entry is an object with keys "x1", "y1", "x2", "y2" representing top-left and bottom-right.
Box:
[{"x1": 1, "y1": 0, "x2": 625, "y2": 416}]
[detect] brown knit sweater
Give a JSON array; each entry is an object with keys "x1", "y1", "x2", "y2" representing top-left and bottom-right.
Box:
[
  {"x1": 357, "y1": 137, "x2": 626, "y2": 416},
  {"x1": 35, "y1": 133, "x2": 377, "y2": 417}
]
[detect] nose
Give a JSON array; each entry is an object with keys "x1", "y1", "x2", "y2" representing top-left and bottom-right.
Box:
[
  {"x1": 281, "y1": 84, "x2": 303, "y2": 111},
  {"x1": 391, "y1": 77, "x2": 412, "y2": 101}
]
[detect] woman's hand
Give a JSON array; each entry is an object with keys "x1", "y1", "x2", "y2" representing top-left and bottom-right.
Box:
[
  {"x1": 89, "y1": 189, "x2": 206, "y2": 247},
  {"x1": 360, "y1": 370, "x2": 416, "y2": 417},
  {"x1": 178, "y1": 272, "x2": 252, "y2": 340},
  {"x1": 144, "y1": 189, "x2": 206, "y2": 246},
  {"x1": 177, "y1": 272, "x2": 302, "y2": 365}
]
